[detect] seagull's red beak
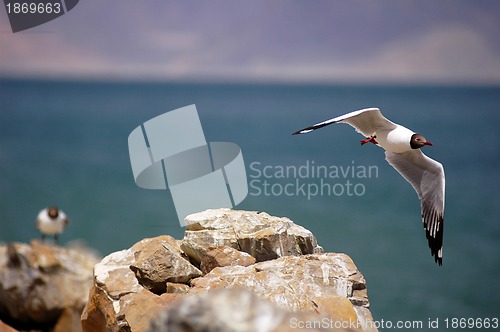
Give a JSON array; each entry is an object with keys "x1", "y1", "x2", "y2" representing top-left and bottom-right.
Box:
[{"x1": 424, "y1": 141, "x2": 433, "y2": 146}]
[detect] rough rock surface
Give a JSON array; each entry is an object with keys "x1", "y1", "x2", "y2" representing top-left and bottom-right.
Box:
[
  {"x1": 81, "y1": 235, "x2": 198, "y2": 332},
  {"x1": 199, "y1": 245, "x2": 256, "y2": 274},
  {"x1": 0, "y1": 240, "x2": 100, "y2": 331},
  {"x1": 148, "y1": 288, "x2": 339, "y2": 332},
  {"x1": 190, "y1": 253, "x2": 373, "y2": 327},
  {"x1": 129, "y1": 235, "x2": 202, "y2": 294},
  {"x1": 181, "y1": 209, "x2": 323, "y2": 264},
  {"x1": 82, "y1": 209, "x2": 377, "y2": 332}
]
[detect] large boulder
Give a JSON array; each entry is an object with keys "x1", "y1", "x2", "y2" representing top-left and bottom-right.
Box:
[
  {"x1": 0, "y1": 240, "x2": 100, "y2": 331},
  {"x1": 81, "y1": 235, "x2": 199, "y2": 332},
  {"x1": 148, "y1": 288, "x2": 338, "y2": 332},
  {"x1": 190, "y1": 253, "x2": 373, "y2": 327},
  {"x1": 181, "y1": 209, "x2": 323, "y2": 264},
  {"x1": 81, "y1": 209, "x2": 376, "y2": 332},
  {"x1": 129, "y1": 235, "x2": 202, "y2": 294}
]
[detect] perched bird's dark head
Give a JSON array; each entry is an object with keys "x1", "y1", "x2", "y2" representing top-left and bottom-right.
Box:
[
  {"x1": 47, "y1": 207, "x2": 59, "y2": 219},
  {"x1": 410, "y1": 133, "x2": 433, "y2": 149}
]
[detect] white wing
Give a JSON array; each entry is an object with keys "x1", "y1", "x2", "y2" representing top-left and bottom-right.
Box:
[
  {"x1": 35, "y1": 208, "x2": 46, "y2": 230},
  {"x1": 385, "y1": 150, "x2": 445, "y2": 265},
  {"x1": 292, "y1": 108, "x2": 398, "y2": 137}
]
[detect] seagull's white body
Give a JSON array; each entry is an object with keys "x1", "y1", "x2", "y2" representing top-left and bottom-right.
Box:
[
  {"x1": 294, "y1": 108, "x2": 445, "y2": 265},
  {"x1": 378, "y1": 126, "x2": 415, "y2": 153},
  {"x1": 36, "y1": 208, "x2": 68, "y2": 236}
]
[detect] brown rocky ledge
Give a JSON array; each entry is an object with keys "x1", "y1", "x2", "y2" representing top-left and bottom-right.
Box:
[
  {"x1": 82, "y1": 209, "x2": 377, "y2": 332},
  {"x1": 0, "y1": 240, "x2": 100, "y2": 331}
]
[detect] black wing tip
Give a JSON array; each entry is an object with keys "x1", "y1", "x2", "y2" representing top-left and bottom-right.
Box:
[
  {"x1": 292, "y1": 125, "x2": 316, "y2": 135},
  {"x1": 292, "y1": 121, "x2": 338, "y2": 136},
  {"x1": 423, "y1": 214, "x2": 444, "y2": 266},
  {"x1": 428, "y1": 237, "x2": 443, "y2": 266},
  {"x1": 433, "y1": 254, "x2": 443, "y2": 266}
]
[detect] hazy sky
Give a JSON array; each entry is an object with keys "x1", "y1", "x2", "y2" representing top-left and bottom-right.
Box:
[{"x1": 1, "y1": 0, "x2": 500, "y2": 83}]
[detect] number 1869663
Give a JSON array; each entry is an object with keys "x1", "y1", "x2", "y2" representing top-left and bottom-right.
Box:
[{"x1": 5, "y1": 2, "x2": 62, "y2": 14}]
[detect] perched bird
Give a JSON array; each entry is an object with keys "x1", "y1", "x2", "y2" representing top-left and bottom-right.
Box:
[
  {"x1": 293, "y1": 108, "x2": 445, "y2": 265},
  {"x1": 35, "y1": 207, "x2": 69, "y2": 243}
]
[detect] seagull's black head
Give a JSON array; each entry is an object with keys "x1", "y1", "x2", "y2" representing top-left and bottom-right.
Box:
[
  {"x1": 410, "y1": 133, "x2": 433, "y2": 149},
  {"x1": 48, "y1": 207, "x2": 59, "y2": 219}
]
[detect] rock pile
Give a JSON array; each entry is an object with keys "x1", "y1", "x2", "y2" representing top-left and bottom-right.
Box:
[
  {"x1": 148, "y1": 288, "x2": 335, "y2": 332},
  {"x1": 82, "y1": 209, "x2": 377, "y2": 332},
  {"x1": 0, "y1": 240, "x2": 100, "y2": 331}
]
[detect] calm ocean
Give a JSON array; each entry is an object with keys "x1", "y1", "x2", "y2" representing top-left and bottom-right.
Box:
[{"x1": 1, "y1": 79, "x2": 499, "y2": 329}]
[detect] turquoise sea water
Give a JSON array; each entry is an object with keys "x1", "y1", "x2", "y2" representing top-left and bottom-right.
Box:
[{"x1": 1, "y1": 79, "x2": 499, "y2": 330}]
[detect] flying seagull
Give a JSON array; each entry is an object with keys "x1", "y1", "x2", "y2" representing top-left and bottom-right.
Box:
[
  {"x1": 36, "y1": 206, "x2": 69, "y2": 244},
  {"x1": 293, "y1": 108, "x2": 445, "y2": 265}
]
